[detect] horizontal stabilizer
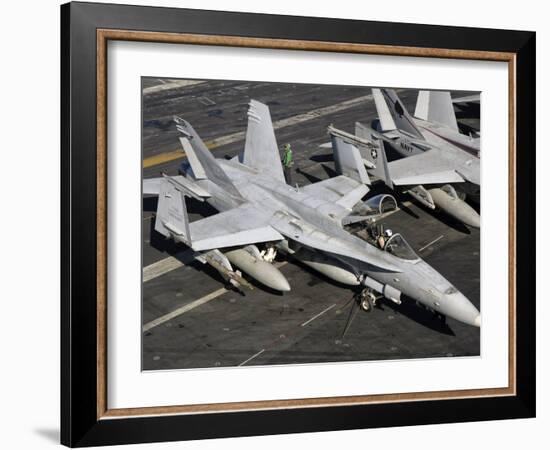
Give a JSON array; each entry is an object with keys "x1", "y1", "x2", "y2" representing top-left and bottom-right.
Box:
[
  {"x1": 143, "y1": 178, "x2": 162, "y2": 195},
  {"x1": 161, "y1": 173, "x2": 210, "y2": 201},
  {"x1": 143, "y1": 175, "x2": 210, "y2": 200},
  {"x1": 154, "y1": 179, "x2": 191, "y2": 244}
]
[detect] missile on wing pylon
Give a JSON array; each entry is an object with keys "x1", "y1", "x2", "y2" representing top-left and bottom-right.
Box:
[{"x1": 198, "y1": 250, "x2": 254, "y2": 290}]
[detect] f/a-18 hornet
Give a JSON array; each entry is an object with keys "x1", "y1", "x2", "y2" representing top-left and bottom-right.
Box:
[
  {"x1": 143, "y1": 99, "x2": 480, "y2": 327},
  {"x1": 328, "y1": 88, "x2": 480, "y2": 228}
]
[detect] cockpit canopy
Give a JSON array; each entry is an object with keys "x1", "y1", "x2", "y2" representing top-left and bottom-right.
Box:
[{"x1": 384, "y1": 233, "x2": 419, "y2": 261}]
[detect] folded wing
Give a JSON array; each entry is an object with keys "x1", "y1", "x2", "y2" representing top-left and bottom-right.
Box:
[
  {"x1": 150, "y1": 176, "x2": 282, "y2": 251},
  {"x1": 388, "y1": 149, "x2": 465, "y2": 186},
  {"x1": 189, "y1": 205, "x2": 283, "y2": 251},
  {"x1": 300, "y1": 175, "x2": 368, "y2": 208}
]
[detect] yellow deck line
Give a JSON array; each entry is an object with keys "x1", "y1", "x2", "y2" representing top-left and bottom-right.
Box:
[
  {"x1": 142, "y1": 92, "x2": 379, "y2": 169},
  {"x1": 142, "y1": 139, "x2": 231, "y2": 168},
  {"x1": 143, "y1": 150, "x2": 188, "y2": 168}
]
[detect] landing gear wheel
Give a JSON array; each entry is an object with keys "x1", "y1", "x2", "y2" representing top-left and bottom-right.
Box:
[{"x1": 360, "y1": 296, "x2": 373, "y2": 312}]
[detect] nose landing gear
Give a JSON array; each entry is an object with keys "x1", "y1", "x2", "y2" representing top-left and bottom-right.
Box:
[
  {"x1": 342, "y1": 288, "x2": 383, "y2": 338},
  {"x1": 358, "y1": 287, "x2": 384, "y2": 312},
  {"x1": 358, "y1": 289, "x2": 377, "y2": 312}
]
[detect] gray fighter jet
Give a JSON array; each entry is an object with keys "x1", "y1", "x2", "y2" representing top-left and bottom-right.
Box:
[
  {"x1": 328, "y1": 88, "x2": 480, "y2": 228},
  {"x1": 143, "y1": 100, "x2": 480, "y2": 328}
]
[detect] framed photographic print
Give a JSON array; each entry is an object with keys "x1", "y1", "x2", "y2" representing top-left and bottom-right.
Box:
[{"x1": 61, "y1": 1, "x2": 536, "y2": 447}]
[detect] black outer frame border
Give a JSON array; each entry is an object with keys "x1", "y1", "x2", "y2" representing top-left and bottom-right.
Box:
[{"x1": 60, "y1": 1, "x2": 536, "y2": 447}]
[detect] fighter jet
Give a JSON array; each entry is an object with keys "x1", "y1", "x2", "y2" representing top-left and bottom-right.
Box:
[
  {"x1": 143, "y1": 99, "x2": 480, "y2": 328},
  {"x1": 328, "y1": 88, "x2": 481, "y2": 228}
]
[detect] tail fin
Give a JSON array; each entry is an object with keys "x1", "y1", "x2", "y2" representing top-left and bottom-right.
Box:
[
  {"x1": 355, "y1": 121, "x2": 371, "y2": 142},
  {"x1": 174, "y1": 116, "x2": 242, "y2": 198},
  {"x1": 360, "y1": 131, "x2": 393, "y2": 189},
  {"x1": 372, "y1": 88, "x2": 423, "y2": 139},
  {"x1": 331, "y1": 135, "x2": 370, "y2": 185},
  {"x1": 242, "y1": 100, "x2": 286, "y2": 182},
  {"x1": 414, "y1": 90, "x2": 459, "y2": 132},
  {"x1": 155, "y1": 178, "x2": 191, "y2": 244}
]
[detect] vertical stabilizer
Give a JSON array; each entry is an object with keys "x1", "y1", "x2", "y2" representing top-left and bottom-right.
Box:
[
  {"x1": 174, "y1": 116, "x2": 242, "y2": 199},
  {"x1": 331, "y1": 135, "x2": 370, "y2": 185},
  {"x1": 414, "y1": 90, "x2": 459, "y2": 132},
  {"x1": 372, "y1": 88, "x2": 424, "y2": 139},
  {"x1": 242, "y1": 100, "x2": 286, "y2": 182},
  {"x1": 362, "y1": 135, "x2": 393, "y2": 189}
]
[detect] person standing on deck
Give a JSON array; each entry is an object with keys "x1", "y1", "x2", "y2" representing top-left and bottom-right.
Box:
[{"x1": 282, "y1": 143, "x2": 294, "y2": 185}]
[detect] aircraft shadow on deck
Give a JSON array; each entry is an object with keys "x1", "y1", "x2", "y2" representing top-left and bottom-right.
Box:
[
  {"x1": 309, "y1": 153, "x2": 334, "y2": 163},
  {"x1": 379, "y1": 296, "x2": 456, "y2": 336},
  {"x1": 295, "y1": 167, "x2": 323, "y2": 184}
]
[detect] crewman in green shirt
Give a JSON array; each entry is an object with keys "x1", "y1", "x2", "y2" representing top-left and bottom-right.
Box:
[{"x1": 282, "y1": 143, "x2": 294, "y2": 184}]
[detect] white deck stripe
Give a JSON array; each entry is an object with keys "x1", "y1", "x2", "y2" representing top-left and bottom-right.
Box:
[
  {"x1": 143, "y1": 261, "x2": 289, "y2": 331},
  {"x1": 418, "y1": 235, "x2": 444, "y2": 252},
  {"x1": 143, "y1": 287, "x2": 228, "y2": 332},
  {"x1": 143, "y1": 256, "x2": 184, "y2": 283},
  {"x1": 238, "y1": 349, "x2": 266, "y2": 366},
  {"x1": 143, "y1": 80, "x2": 205, "y2": 95},
  {"x1": 301, "y1": 304, "x2": 336, "y2": 327}
]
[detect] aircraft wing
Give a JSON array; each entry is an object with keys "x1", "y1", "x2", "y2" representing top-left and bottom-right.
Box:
[
  {"x1": 151, "y1": 176, "x2": 281, "y2": 251},
  {"x1": 388, "y1": 149, "x2": 465, "y2": 186},
  {"x1": 189, "y1": 204, "x2": 284, "y2": 251},
  {"x1": 300, "y1": 175, "x2": 368, "y2": 209},
  {"x1": 242, "y1": 100, "x2": 286, "y2": 183}
]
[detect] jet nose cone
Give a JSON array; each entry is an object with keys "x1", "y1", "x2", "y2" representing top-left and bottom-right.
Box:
[
  {"x1": 443, "y1": 292, "x2": 480, "y2": 327},
  {"x1": 474, "y1": 314, "x2": 481, "y2": 328}
]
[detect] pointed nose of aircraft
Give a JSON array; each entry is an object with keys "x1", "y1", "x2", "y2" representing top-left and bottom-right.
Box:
[
  {"x1": 474, "y1": 314, "x2": 481, "y2": 328},
  {"x1": 441, "y1": 291, "x2": 480, "y2": 327}
]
